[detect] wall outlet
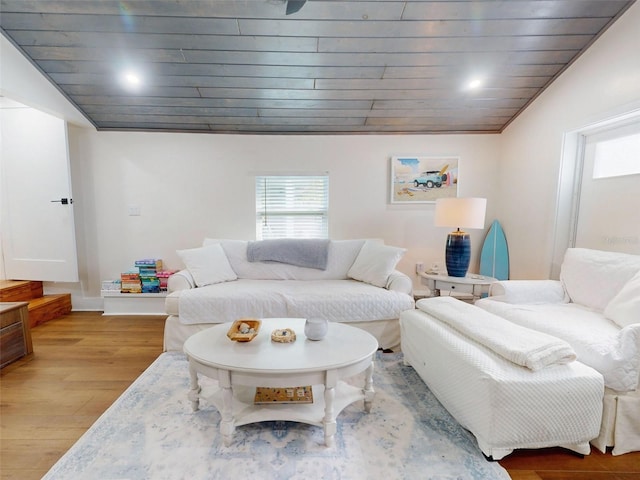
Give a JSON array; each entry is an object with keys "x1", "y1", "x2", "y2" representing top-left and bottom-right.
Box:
[
  {"x1": 429, "y1": 263, "x2": 440, "y2": 273},
  {"x1": 415, "y1": 262, "x2": 424, "y2": 274}
]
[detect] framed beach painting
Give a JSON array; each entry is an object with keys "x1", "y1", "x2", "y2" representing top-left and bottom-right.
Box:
[{"x1": 390, "y1": 155, "x2": 459, "y2": 204}]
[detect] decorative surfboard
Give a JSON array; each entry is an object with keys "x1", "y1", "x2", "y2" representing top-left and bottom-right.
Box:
[{"x1": 480, "y1": 220, "x2": 510, "y2": 280}]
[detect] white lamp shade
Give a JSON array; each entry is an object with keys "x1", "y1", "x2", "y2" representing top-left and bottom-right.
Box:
[{"x1": 434, "y1": 197, "x2": 487, "y2": 229}]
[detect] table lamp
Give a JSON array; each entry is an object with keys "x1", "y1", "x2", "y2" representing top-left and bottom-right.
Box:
[{"x1": 434, "y1": 197, "x2": 487, "y2": 277}]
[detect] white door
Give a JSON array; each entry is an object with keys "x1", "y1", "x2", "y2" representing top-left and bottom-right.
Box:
[{"x1": 0, "y1": 100, "x2": 79, "y2": 282}]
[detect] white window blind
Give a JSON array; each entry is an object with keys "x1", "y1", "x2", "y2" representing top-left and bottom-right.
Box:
[{"x1": 256, "y1": 175, "x2": 329, "y2": 240}]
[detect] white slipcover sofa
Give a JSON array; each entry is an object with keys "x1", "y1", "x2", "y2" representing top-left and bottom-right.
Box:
[
  {"x1": 401, "y1": 297, "x2": 604, "y2": 460},
  {"x1": 476, "y1": 248, "x2": 640, "y2": 455},
  {"x1": 164, "y1": 238, "x2": 415, "y2": 352}
]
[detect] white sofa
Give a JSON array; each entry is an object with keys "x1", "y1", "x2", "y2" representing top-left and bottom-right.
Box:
[
  {"x1": 476, "y1": 248, "x2": 640, "y2": 455},
  {"x1": 401, "y1": 297, "x2": 604, "y2": 460},
  {"x1": 164, "y1": 238, "x2": 415, "y2": 352}
]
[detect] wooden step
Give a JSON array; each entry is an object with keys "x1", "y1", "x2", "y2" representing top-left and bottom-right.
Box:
[
  {"x1": 27, "y1": 294, "x2": 72, "y2": 328},
  {"x1": 0, "y1": 280, "x2": 44, "y2": 302},
  {"x1": 1, "y1": 281, "x2": 71, "y2": 327}
]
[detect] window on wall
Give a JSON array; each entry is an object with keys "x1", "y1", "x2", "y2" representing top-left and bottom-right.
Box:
[{"x1": 255, "y1": 174, "x2": 329, "y2": 240}]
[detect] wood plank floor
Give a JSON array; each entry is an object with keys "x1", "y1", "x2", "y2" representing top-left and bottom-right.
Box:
[
  {"x1": 1, "y1": 312, "x2": 638, "y2": 480},
  {"x1": 0, "y1": 312, "x2": 165, "y2": 480}
]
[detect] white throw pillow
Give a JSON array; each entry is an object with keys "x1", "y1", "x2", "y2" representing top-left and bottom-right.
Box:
[
  {"x1": 348, "y1": 241, "x2": 405, "y2": 288},
  {"x1": 604, "y1": 270, "x2": 640, "y2": 328},
  {"x1": 177, "y1": 244, "x2": 237, "y2": 287},
  {"x1": 560, "y1": 248, "x2": 640, "y2": 311}
]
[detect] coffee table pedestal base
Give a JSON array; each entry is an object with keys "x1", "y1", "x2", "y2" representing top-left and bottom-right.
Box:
[{"x1": 188, "y1": 360, "x2": 375, "y2": 447}]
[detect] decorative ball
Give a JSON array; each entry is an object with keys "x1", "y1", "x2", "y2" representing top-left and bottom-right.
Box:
[{"x1": 304, "y1": 318, "x2": 328, "y2": 340}]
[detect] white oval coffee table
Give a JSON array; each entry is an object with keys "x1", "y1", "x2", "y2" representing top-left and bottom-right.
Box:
[{"x1": 183, "y1": 318, "x2": 378, "y2": 447}]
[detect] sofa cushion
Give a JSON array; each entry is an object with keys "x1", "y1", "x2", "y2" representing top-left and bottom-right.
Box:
[
  {"x1": 204, "y1": 239, "x2": 366, "y2": 281},
  {"x1": 476, "y1": 299, "x2": 640, "y2": 392},
  {"x1": 488, "y1": 280, "x2": 568, "y2": 305},
  {"x1": 560, "y1": 248, "x2": 640, "y2": 312},
  {"x1": 173, "y1": 278, "x2": 415, "y2": 325},
  {"x1": 348, "y1": 240, "x2": 405, "y2": 288},
  {"x1": 605, "y1": 270, "x2": 640, "y2": 328},
  {"x1": 176, "y1": 244, "x2": 237, "y2": 287},
  {"x1": 416, "y1": 297, "x2": 577, "y2": 371}
]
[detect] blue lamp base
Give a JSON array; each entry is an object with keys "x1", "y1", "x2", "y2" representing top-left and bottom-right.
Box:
[{"x1": 445, "y1": 231, "x2": 471, "y2": 277}]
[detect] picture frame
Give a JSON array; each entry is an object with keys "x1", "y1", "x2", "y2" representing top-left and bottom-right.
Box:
[{"x1": 389, "y1": 155, "x2": 459, "y2": 204}]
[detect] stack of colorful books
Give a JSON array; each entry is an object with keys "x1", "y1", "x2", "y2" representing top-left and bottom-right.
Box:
[
  {"x1": 157, "y1": 270, "x2": 178, "y2": 291},
  {"x1": 120, "y1": 271, "x2": 142, "y2": 293},
  {"x1": 135, "y1": 259, "x2": 163, "y2": 293}
]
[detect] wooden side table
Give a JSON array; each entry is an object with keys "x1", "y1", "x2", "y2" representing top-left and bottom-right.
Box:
[
  {"x1": 1, "y1": 302, "x2": 33, "y2": 368},
  {"x1": 419, "y1": 272, "x2": 498, "y2": 302}
]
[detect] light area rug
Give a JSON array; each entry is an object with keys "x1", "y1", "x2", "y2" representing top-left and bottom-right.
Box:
[{"x1": 43, "y1": 352, "x2": 510, "y2": 480}]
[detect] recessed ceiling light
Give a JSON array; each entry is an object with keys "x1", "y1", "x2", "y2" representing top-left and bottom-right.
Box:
[
  {"x1": 121, "y1": 71, "x2": 142, "y2": 89},
  {"x1": 467, "y1": 78, "x2": 483, "y2": 90},
  {"x1": 124, "y1": 72, "x2": 140, "y2": 85}
]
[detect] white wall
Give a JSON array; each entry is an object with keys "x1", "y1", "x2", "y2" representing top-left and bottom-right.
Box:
[
  {"x1": 498, "y1": 1, "x2": 640, "y2": 279},
  {"x1": 67, "y1": 129, "x2": 500, "y2": 308}
]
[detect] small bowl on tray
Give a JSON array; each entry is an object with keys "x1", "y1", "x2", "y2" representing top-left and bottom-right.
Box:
[{"x1": 226, "y1": 319, "x2": 261, "y2": 342}]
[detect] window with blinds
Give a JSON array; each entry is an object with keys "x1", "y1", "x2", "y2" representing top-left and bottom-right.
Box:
[{"x1": 255, "y1": 175, "x2": 329, "y2": 240}]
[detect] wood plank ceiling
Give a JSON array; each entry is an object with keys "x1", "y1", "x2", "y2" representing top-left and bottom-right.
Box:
[{"x1": 0, "y1": 0, "x2": 634, "y2": 134}]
